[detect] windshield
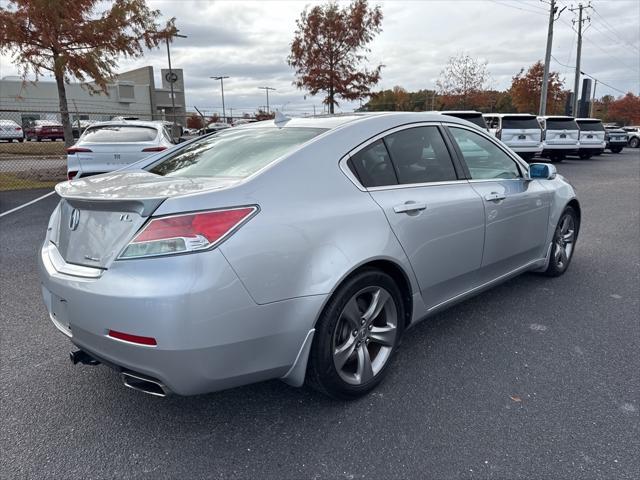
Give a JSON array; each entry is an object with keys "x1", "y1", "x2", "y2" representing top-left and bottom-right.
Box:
[
  {"x1": 577, "y1": 120, "x2": 604, "y2": 131},
  {"x1": 82, "y1": 125, "x2": 158, "y2": 143},
  {"x1": 502, "y1": 117, "x2": 540, "y2": 129},
  {"x1": 545, "y1": 118, "x2": 579, "y2": 131},
  {"x1": 148, "y1": 127, "x2": 326, "y2": 179}
]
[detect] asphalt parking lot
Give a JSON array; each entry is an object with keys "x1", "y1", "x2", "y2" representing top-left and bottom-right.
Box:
[{"x1": 1, "y1": 150, "x2": 638, "y2": 479}]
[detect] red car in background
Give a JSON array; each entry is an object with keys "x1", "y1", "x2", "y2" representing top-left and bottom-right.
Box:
[{"x1": 24, "y1": 120, "x2": 65, "y2": 141}]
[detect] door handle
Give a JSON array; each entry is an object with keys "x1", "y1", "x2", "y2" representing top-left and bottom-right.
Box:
[
  {"x1": 393, "y1": 202, "x2": 427, "y2": 214},
  {"x1": 484, "y1": 192, "x2": 506, "y2": 202}
]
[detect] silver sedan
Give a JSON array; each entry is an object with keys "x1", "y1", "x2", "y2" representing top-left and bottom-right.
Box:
[{"x1": 39, "y1": 113, "x2": 580, "y2": 399}]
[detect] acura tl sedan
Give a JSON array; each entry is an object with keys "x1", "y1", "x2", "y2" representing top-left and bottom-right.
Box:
[{"x1": 39, "y1": 113, "x2": 580, "y2": 399}]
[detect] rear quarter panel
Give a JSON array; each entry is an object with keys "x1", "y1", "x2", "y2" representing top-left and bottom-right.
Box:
[{"x1": 153, "y1": 121, "x2": 421, "y2": 307}]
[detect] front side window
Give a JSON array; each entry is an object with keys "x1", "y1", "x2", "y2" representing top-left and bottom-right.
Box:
[
  {"x1": 149, "y1": 127, "x2": 325, "y2": 179},
  {"x1": 384, "y1": 126, "x2": 458, "y2": 184},
  {"x1": 348, "y1": 139, "x2": 397, "y2": 187},
  {"x1": 449, "y1": 127, "x2": 522, "y2": 180}
]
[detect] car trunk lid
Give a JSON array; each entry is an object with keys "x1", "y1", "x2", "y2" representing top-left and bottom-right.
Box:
[{"x1": 52, "y1": 171, "x2": 241, "y2": 268}]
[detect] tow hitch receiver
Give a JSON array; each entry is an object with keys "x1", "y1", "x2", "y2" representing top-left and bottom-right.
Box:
[{"x1": 69, "y1": 350, "x2": 100, "y2": 366}]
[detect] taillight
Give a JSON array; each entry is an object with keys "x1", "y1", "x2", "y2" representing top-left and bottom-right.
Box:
[
  {"x1": 119, "y1": 206, "x2": 258, "y2": 259},
  {"x1": 108, "y1": 329, "x2": 157, "y2": 346},
  {"x1": 15, "y1": 127, "x2": 21, "y2": 131},
  {"x1": 66, "y1": 147, "x2": 92, "y2": 154},
  {"x1": 142, "y1": 146, "x2": 168, "y2": 152},
  {"x1": 67, "y1": 171, "x2": 79, "y2": 180},
  {"x1": 496, "y1": 129, "x2": 502, "y2": 140}
]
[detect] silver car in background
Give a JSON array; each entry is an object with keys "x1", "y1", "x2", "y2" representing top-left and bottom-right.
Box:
[
  {"x1": 40, "y1": 113, "x2": 580, "y2": 399},
  {"x1": 66, "y1": 120, "x2": 175, "y2": 180},
  {"x1": 0, "y1": 119, "x2": 24, "y2": 142}
]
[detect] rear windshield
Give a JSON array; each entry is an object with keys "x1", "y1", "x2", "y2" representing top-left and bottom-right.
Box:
[
  {"x1": 502, "y1": 117, "x2": 540, "y2": 129},
  {"x1": 148, "y1": 127, "x2": 326, "y2": 179},
  {"x1": 577, "y1": 120, "x2": 604, "y2": 131},
  {"x1": 82, "y1": 125, "x2": 158, "y2": 143},
  {"x1": 545, "y1": 118, "x2": 579, "y2": 131},
  {"x1": 450, "y1": 114, "x2": 487, "y2": 128}
]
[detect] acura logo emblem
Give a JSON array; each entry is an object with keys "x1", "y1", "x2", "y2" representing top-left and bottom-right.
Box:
[{"x1": 69, "y1": 208, "x2": 80, "y2": 231}]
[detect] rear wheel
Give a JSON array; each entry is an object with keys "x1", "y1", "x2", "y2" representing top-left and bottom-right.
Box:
[
  {"x1": 550, "y1": 153, "x2": 563, "y2": 163},
  {"x1": 306, "y1": 269, "x2": 405, "y2": 399},
  {"x1": 579, "y1": 151, "x2": 592, "y2": 159},
  {"x1": 611, "y1": 147, "x2": 623, "y2": 154},
  {"x1": 544, "y1": 207, "x2": 578, "y2": 277},
  {"x1": 520, "y1": 153, "x2": 534, "y2": 162}
]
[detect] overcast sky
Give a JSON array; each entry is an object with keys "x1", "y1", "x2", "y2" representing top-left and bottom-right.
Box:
[{"x1": 1, "y1": 0, "x2": 638, "y2": 116}]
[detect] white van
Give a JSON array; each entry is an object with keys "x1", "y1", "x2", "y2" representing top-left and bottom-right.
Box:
[
  {"x1": 440, "y1": 111, "x2": 488, "y2": 130},
  {"x1": 538, "y1": 116, "x2": 580, "y2": 162},
  {"x1": 482, "y1": 113, "x2": 542, "y2": 161},
  {"x1": 576, "y1": 118, "x2": 606, "y2": 158}
]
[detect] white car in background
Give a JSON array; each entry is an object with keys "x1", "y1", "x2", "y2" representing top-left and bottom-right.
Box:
[
  {"x1": 575, "y1": 118, "x2": 606, "y2": 159},
  {"x1": 483, "y1": 113, "x2": 543, "y2": 161},
  {"x1": 0, "y1": 119, "x2": 24, "y2": 142},
  {"x1": 622, "y1": 126, "x2": 640, "y2": 148},
  {"x1": 66, "y1": 121, "x2": 175, "y2": 180},
  {"x1": 538, "y1": 116, "x2": 580, "y2": 162}
]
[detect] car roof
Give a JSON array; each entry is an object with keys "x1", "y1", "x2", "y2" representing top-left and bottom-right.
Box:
[
  {"x1": 0, "y1": 119, "x2": 18, "y2": 123},
  {"x1": 483, "y1": 113, "x2": 536, "y2": 117},
  {"x1": 576, "y1": 118, "x2": 602, "y2": 122},
  {"x1": 440, "y1": 110, "x2": 483, "y2": 115},
  {"x1": 539, "y1": 115, "x2": 575, "y2": 119},
  {"x1": 236, "y1": 112, "x2": 478, "y2": 131}
]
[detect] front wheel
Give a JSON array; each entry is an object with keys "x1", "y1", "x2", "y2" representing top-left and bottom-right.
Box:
[
  {"x1": 306, "y1": 269, "x2": 405, "y2": 399},
  {"x1": 629, "y1": 137, "x2": 639, "y2": 148},
  {"x1": 544, "y1": 207, "x2": 579, "y2": 277}
]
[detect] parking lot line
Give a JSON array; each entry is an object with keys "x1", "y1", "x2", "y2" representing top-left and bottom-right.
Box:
[{"x1": 0, "y1": 190, "x2": 55, "y2": 218}]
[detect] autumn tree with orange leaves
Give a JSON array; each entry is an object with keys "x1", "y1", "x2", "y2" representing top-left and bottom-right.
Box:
[
  {"x1": 510, "y1": 61, "x2": 565, "y2": 115},
  {"x1": 606, "y1": 93, "x2": 640, "y2": 125},
  {"x1": 288, "y1": 0, "x2": 383, "y2": 114},
  {"x1": 0, "y1": 0, "x2": 176, "y2": 145}
]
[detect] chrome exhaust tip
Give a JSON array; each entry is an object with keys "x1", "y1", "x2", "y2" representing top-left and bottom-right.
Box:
[{"x1": 121, "y1": 371, "x2": 170, "y2": 397}]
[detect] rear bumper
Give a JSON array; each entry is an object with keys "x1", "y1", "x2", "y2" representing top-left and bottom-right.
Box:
[
  {"x1": 506, "y1": 144, "x2": 543, "y2": 154},
  {"x1": 39, "y1": 243, "x2": 326, "y2": 395},
  {"x1": 579, "y1": 141, "x2": 606, "y2": 151}
]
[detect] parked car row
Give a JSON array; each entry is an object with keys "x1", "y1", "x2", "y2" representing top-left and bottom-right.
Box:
[{"x1": 440, "y1": 111, "x2": 634, "y2": 162}]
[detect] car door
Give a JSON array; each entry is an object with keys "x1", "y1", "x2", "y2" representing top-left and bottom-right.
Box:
[
  {"x1": 347, "y1": 124, "x2": 485, "y2": 309},
  {"x1": 446, "y1": 125, "x2": 551, "y2": 281}
]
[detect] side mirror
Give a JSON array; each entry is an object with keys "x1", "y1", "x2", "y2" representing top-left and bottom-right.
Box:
[{"x1": 528, "y1": 163, "x2": 557, "y2": 180}]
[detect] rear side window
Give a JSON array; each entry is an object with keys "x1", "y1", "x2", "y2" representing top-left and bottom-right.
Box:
[
  {"x1": 384, "y1": 126, "x2": 458, "y2": 184},
  {"x1": 82, "y1": 126, "x2": 158, "y2": 143},
  {"x1": 577, "y1": 121, "x2": 604, "y2": 131},
  {"x1": 149, "y1": 127, "x2": 325, "y2": 179},
  {"x1": 545, "y1": 118, "x2": 579, "y2": 131},
  {"x1": 348, "y1": 139, "x2": 398, "y2": 187},
  {"x1": 502, "y1": 117, "x2": 540, "y2": 129},
  {"x1": 449, "y1": 127, "x2": 521, "y2": 180}
]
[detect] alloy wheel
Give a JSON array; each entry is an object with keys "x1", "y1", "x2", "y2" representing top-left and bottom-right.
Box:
[
  {"x1": 332, "y1": 286, "x2": 398, "y2": 385},
  {"x1": 554, "y1": 214, "x2": 576, "y2": 269}
]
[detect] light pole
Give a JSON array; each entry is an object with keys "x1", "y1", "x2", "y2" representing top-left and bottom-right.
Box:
[
  {"x1": 210, "y1": 76, "x2": 229, "y2": 122},
  {"x1": 166, "y1": 31, "x2": 187, "y2": 135},
  {"x1": 258, "y1": 86, "x2": 276, "y2": 114}
]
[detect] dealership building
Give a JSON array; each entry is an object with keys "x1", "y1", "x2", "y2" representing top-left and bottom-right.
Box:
[{"x1": 0, "y1": 66, "x2": 187, "y2": 126}]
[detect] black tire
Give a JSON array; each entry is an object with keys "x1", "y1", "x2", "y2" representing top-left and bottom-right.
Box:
[
  {"x1": 543, "y1": 207, "x2": 579, "y2": 277},
  {"x1": 520, "y1": 153, "x2": 534, "y2": 162},
  {"x1": 578, "y1": 152, "x2": 592, "y2": 160},
  {"x1": 306, "y1": 268, "x2": 405, "y2": 399},
  {"x1": 550, "y1": 153, "x2": 563, "y2": 163},
  {"x1": 611, "y1": 147, "x2": 623, "y2": 154},
  {"x1": 629, "y1": 137, "x2": 639, "y2": 149}
]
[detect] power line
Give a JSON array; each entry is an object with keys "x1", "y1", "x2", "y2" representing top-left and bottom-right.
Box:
[
  {"x1": 591, "y1": 4, "x2": 640, "y2": 53},
  {"x1": 487, "y1": 0, "x2": 548, "y2": 17},
  {"x1": 580, "y1": 71, "x2": 629, "y2": 96}
]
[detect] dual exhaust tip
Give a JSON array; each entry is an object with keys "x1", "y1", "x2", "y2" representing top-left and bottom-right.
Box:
[{"x1": 70, "y1": 349, "x2": 170, "y2": 397}]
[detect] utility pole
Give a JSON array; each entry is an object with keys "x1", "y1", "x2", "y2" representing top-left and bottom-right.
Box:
[
  {"x1": 166, "y1": 31, "x2": 188, "y2": 136},
  {"x1": 539, "y1": 0, "x2": 565, "y2": 116},
  {"x1": 210, "y1": 76, "x2": 230, "y2": 123},
  {"x1": 258, "y1": 86, "x2": 276, "y2": 114},
  {"x1": 570, "y1": 3, "x2": 590, "y2": 116}
]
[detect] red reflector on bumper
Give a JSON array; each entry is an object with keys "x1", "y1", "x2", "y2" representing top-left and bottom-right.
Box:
[{"x1": 108, "y1": 330, "x2": 157, "y2": 346}]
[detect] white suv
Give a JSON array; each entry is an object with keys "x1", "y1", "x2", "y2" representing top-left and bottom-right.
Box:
[
  {"x1": 576, "y1": 118, "x2": 606, "y2": 159},
  {"x1": 482, "y1": 113, "x2": 542, "y2": 161},
  {"x1": 66, "y1": 121, "x2": 176, "y2": 179},
  {"x1": 623, "y1": 126, "x2": 640, "y2": 148},
  {"x1": 538, "y1": 116, "x2": 580, "y2": 162}
]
